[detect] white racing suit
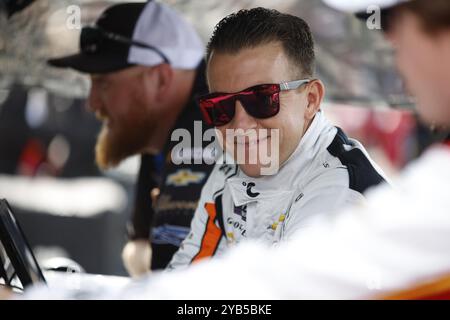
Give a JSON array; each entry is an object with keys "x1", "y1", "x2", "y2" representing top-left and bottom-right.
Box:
[{"x1": 168, "y1": 110, "x2": 386, "y2": 269}]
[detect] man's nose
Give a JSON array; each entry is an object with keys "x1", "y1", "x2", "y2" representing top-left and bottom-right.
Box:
[{"x1": 229, "y1": 101, "x2": 257, "y2": 130}]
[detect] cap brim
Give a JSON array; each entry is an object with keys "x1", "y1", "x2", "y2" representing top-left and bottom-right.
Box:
[{"x1": 47, "y1": 52, "x2": 134, "y2": 74}]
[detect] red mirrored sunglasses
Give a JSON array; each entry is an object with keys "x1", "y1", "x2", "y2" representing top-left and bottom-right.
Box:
[{"x1": 197, "y1": 79, "x2": 311, "y2": 126}]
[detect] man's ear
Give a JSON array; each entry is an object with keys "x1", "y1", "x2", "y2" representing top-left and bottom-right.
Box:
[
  {"x1": 156, "y1": 63, "x2": 174, "y2": 101},
  {"x1": 143, "y1": 63, "x2": 174, "y2": 102},
  {"x1": 305, "y1": 79, "x2": 325, "y2": 120}
]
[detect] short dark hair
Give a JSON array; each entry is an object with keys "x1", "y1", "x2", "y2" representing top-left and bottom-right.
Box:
[{"x1": 206, "y1": 7, "x2": 315, "y2": 78}]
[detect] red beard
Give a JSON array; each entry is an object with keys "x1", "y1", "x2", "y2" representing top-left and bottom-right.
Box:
[{"x1": 95, "y1": 117, "x2": 151, "y2": 170}]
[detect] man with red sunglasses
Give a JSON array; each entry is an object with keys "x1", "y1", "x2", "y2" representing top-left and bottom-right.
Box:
[{"x1": 167, "y1": 8, "x2": 386, "y2": 269}]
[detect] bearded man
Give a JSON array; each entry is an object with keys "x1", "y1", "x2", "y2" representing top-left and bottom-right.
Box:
[{"x1": 48, "y1": 1, "x2": 214, "y2": 274}]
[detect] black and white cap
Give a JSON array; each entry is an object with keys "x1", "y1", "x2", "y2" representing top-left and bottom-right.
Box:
[
  {"x1": 48, "y1": 1, "x2": 204, "y2": 74},
  {"x1": 323, "y1": 0, "x2": 410, "y2": 13}
]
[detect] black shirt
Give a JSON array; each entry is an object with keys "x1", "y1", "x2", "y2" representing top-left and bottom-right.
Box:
[{"x1": 129, "y1": 61, "x2": 214, "y2": 270}]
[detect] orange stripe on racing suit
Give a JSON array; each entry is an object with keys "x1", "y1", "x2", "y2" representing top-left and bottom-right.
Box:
[{"x1": 191, "y1": 202, "x2": 222, "y2": 263}]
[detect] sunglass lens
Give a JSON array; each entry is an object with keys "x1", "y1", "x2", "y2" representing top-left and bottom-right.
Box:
[
  {"x1": 240, "y1": 85, "x2": 280, "y2": 119},
  {"x1": 199, "y1": 84, "x2": 280, "y2": 126},
  {"x1": 211, "y1": 99, "x2": 235, "y2": 126},
  {"x1": 199, "y1": 98, "x2": 234, "y2": 126}
]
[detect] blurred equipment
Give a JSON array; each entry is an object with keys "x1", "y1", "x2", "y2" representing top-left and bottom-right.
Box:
[
  {"x1": 0, "y1": 175, "x2": 129, "y2": 275},
  {"x1": 0, "y1": 198, "x2": 46, "y2": 290},
  {"x1": 40, "y1": 257, "x2": 85, "y2": 274},
  {"x1": 0, "y1": 85, "x2": 101, "y2": 177}
]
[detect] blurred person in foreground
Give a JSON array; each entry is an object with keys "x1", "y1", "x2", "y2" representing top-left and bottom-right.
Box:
[
  {"x1": 20, "y1": 0, "x2": 450, "y2": 299},
  {"x1": 47, "y1": 1, "x2": 214, "y2": 275}
]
